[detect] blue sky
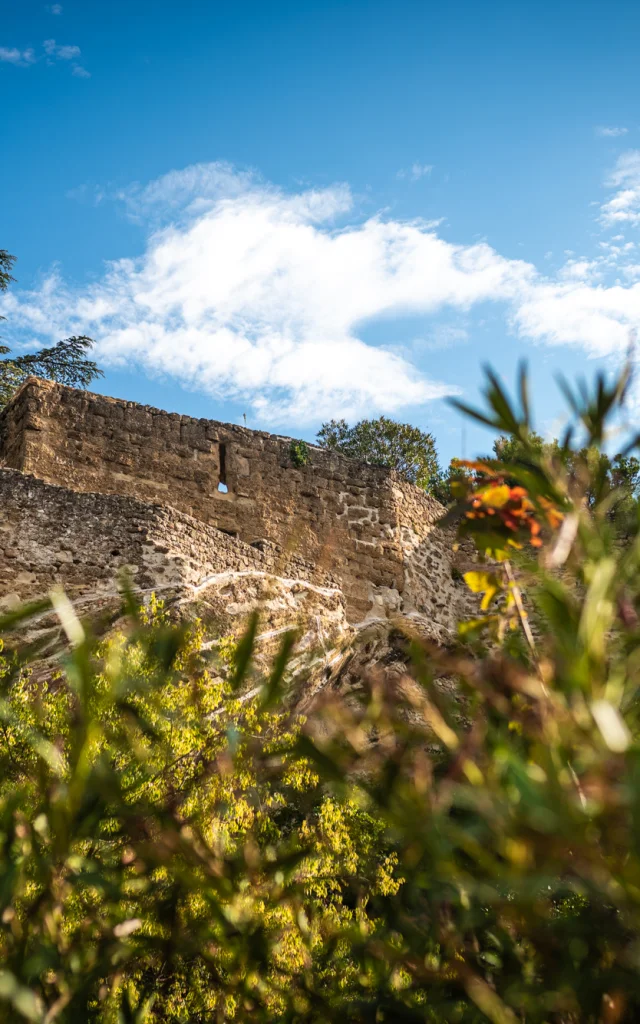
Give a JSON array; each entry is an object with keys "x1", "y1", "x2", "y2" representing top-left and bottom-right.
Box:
[{"x1": 2, "y1": 0, "x2": 640, "y2": 464}]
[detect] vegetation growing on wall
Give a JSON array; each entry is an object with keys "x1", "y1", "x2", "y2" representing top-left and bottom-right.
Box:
[{"x1": 289, "y1": 438, "x2": 310, "y2": 467}]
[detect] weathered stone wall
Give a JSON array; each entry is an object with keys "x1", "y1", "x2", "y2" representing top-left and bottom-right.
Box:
[
  {"x1": 391, "y1": 477, "x2": 468, "y2": 632},
  {"x1": 0, "y1": 468, "x2": 335, "y2": 607},
  {"x1": 0, "y1": 467, "x2": 349, "y2": 664},
  {"x1": 0, "y1": 378, "x2": 467, "y2": 627}
]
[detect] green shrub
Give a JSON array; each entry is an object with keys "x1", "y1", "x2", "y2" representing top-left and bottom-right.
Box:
[
  {"x1": 289, "y1": 439, "x2": 310, "y2": 467},
  {"x1": 0, "y1": 598, "x2": 400, "y2": 1021}
]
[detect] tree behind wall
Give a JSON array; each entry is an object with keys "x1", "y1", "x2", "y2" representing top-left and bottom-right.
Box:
[
  {"x1": 0, "y1": 250, "x2": 16, "y2": 299},
  {"x1": 0, "y1": 250, "x2": 103, "y2": 410},
  {"x1": 316, "y1": 415, "x2": 440, "y2": 490}
]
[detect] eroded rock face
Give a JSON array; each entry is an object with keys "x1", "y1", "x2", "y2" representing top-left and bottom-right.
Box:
[
  {"x1": 184, "y1": 569, "x2": 350, "y2": 672},
  {"x1": 303, "y1": 614, "x2": 458, "y2": 701}
]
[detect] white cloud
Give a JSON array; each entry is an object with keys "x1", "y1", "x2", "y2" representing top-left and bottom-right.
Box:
[
  {"x1": 514, "y1": 155, "x2": 640, "y2": 352},
  {"x1": 1, "y1": 38, "x2": 86, "y2": 74},
  {"x1": 607, "y1": 151, "x2": 640, "y2": 188},
  {"x1": 0, "y1": 47, "x2": 35, "y2": 65},
  {"x1": 397, "y1": 163, "x2": 433, "y2": 182},
  {"x1": 596, "y1": 126, "x2": 628, "y2": 138},
  {"x1": 6, "y1": 162, "x2": 640, "y2": 424},
  {"x1": 57, "y1": 44, "x2": 80, "y2": 60},
  {"x1": 2, "y1": 164, "x2": 537, "y2": 422},
  {"x1": 44, "y1": 39, "x2": 80, "y2": 60},
  {"x1": 513, "y1": 281, "x2": 640, "y2": 356},
  {"x1": 46, "y1": 4, "x2": 63, "y2": 13},
  {"x1": 600, "y1": 150, "x2": 640, "y2": 226},
  {"x1": 65, "y1": 183, "x2": 107, "y2": 204},
  {"x1": 114, "y1": 162, "x2": 279, "y2": 224},
  {"x1": 558, "y1": 259, "x2": 601, "y2": 281}
]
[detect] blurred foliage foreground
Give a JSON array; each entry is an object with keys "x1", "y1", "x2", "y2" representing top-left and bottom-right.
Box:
[{"x1": 4, "y1": 368, "x2": 640, "y2": 1023}]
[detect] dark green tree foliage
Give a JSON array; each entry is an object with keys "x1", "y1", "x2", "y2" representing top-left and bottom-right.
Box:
[
  {"x1": 0, "y1": 336, "x2": 104, "y2": 408},
  {"x1": 0, "y1": 250, "x2": 103, "y2": 409},
  {"x1": 0, "y1": 250, "x2": 16, "y2": 302},
  {"x1": 317, "y1": 415, "x2": 439, "y2": 489},
  {"x1": 492, "y1": 430, "x2": 546, "y2": 463}
]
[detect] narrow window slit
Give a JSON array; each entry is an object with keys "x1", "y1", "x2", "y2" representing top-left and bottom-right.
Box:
[{"x1": 218, "y1": 443, "x2": 228, "y2": 492}]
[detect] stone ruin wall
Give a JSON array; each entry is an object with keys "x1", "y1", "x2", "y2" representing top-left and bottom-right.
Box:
[
  {"x1": 0, "y1": 467, "x2": 336, "y2": 605},
  {"x1": 0, "y1": 467, "x2": 349, "y2": 661},
  {"x1": 0, "y1": 378, "x2": 468, "y2": 631}
]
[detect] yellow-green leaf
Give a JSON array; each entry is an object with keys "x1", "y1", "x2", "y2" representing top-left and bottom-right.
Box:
[
  {"x1": 463, "y1": 571, "x2": 494, "y2": 593},
  {"x1": 480, "y1": 484, "x2": 511, "y2": 508}
]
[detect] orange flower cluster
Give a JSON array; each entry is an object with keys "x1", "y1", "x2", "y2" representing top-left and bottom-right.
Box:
[{"x1": 455, "y1": 461, "x2": 563, "y2": 550}]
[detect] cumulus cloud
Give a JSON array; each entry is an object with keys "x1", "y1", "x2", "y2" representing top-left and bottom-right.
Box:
[
  {"x1": 513, "y1": 280, "x2": 640, "y2": 356},
  {"x1": 5, "y1": 162, "x2": 640, "y2": 424},
  {"x1": 44, "y1": 38, "x2": 89, "y2": 77},
  {"x1": 57, "y1": 44, "x2": 79, "y2": 59},
  {"x1": 596, "y1": 125, "x2": 628, "y2": 138},
  {"x1": 2, "y1": 164, "x2": 535, "y2": 422},
  {"x1": 512, "y1": 154, "x2": 640, "y2": 354},
  {"x1": 608, "y1": 153, "x2": 640, "y2": 190}
]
